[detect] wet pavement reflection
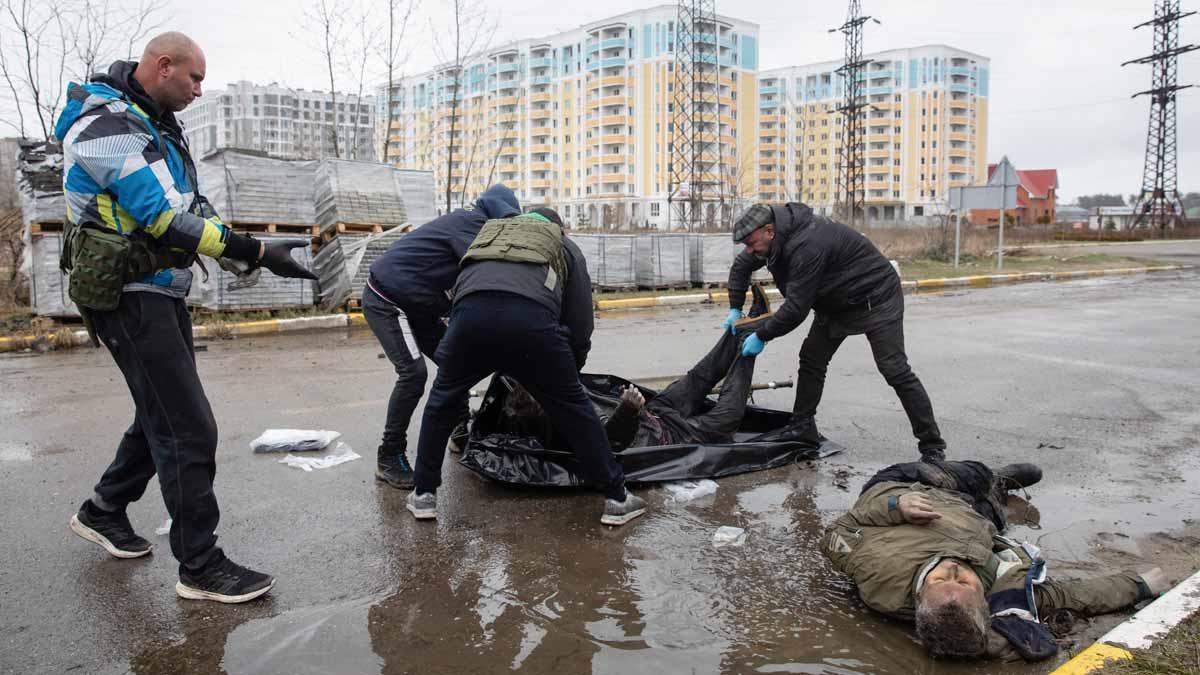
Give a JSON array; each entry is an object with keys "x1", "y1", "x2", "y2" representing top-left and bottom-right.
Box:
[{"x1": 3, "y1": 270, "x2": 1199, "y2": 674}]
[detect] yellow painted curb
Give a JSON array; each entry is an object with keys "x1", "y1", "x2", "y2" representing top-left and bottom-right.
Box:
[
  {"x1": 1051, "y1": 641, "x2": 1131, "y2": 674},
  {"x1": 228, "y1": 319, "x2": 282, "y2": 336},
  {"x1": 594, "y1": 296, "x2": 661, "y2": 310},
  {"x1": 348, "y1": 312, "x2": 367, "y2": 327}
]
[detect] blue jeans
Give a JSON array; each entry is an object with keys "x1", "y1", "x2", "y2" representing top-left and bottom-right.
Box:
[{"x1": 413, "y1": 292, "x2": 626, "y2": 500}]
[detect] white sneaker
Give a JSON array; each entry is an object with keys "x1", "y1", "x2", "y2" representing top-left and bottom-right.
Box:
[{"x1": 407, "y1": 491, "x2": 437, "y2": 520}]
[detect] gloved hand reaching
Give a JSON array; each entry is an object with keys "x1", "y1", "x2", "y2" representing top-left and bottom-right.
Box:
[
  {"x1": 741, "y1": 333, "x2": 765, "y2": 357},
  {"x1": 258, "y1": 240, "x2": 318, "y2": 280},
  {"x1": 724, "y1": 309, "x2": 743, "y2": 335}
]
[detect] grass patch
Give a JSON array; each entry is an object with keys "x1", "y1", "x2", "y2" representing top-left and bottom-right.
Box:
[
  {"x1": 895, "y1": 253, "x2": 1162, "y2": 281},
  {"x1": 1088, "y1": 612, "x2": 1200, "y2": 674}
]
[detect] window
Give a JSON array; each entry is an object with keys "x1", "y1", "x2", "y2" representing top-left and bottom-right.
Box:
[
  {"x1": 650, "y1": 203, "x2": 661, "y2": 217},
  {"x1": 914, "y1": 206, "x2": 924, "y2": 216}
]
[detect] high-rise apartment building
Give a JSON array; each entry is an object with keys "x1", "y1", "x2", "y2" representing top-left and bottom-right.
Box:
[
  {"x1": 180, "y1": 81, "x2": 376, "y2": 161},
  {"x1": 757, "y1": 46, "x2": 989, "y2": 223},
  {"x1": 379, "y1": 5, "x2": 760, "y2": 228}
]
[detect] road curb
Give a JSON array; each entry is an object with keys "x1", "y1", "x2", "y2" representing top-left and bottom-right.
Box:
[
  {"x1": 0, "y1": 265, "x2": 1190, "y2": 353},
  {"x1": 591, "y1": 265, "x2": 1189, "y2": 312},
  {"x1": 1050, "y1": 568, "x2": 1200, "y2": 674}
]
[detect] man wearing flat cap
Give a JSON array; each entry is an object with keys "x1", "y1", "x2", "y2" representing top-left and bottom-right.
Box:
[{"x1": 725, "y1": 203, "x2": 946, "y2": 462}]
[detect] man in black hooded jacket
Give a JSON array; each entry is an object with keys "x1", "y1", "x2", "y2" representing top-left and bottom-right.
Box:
[{"x1": 726, "y1": 202, "x2": 946, "y2": 461}]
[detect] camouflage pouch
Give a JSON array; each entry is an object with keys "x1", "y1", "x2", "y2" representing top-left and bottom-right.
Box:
[{"x1": 67, "y1": 226, "x2": 132, "y2": 312}]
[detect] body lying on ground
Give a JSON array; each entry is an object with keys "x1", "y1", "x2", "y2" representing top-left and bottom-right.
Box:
[{"x1": 819, "y1": 460, "x2": 1169, "y2": 661}]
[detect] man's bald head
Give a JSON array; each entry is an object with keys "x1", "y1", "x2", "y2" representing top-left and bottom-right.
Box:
[
  {"x1": 133, "y1": 31, "x2": 206, "y2": 113},
  {"x1": 141, "y1": 31, "x2": 202, "y2": 64}
]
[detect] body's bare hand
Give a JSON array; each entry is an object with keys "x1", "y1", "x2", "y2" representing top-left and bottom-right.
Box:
[
  {"x1": 899, "y1": 493, "x2": 941, "y2": 525},
  {"x1": 620, "y1": 385, "x2": 645, "y2": 409}
]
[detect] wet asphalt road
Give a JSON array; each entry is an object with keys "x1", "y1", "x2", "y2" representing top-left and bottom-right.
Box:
[{"x1": 1, "y1": 268, "x2": 1198, "y2": 675}]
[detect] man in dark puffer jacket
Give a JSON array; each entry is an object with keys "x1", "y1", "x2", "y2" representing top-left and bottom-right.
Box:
[{"x1": 726, "y1": 202, "x2": 947, "y2": 461}]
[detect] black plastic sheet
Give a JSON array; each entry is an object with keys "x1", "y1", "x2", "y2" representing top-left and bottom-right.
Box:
[{"x1": 459, "y1": 373, "x2": 840, "y2": 487}]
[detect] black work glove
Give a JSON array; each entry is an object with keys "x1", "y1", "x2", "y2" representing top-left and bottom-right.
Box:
[{"x1": 259, "y1": 240, "x2": 317, "y2": 280}]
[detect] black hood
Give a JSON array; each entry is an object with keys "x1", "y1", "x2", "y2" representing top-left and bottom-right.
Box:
[
  {"x1": 768, "y1": 202, "x2": 814, "y2": 260},
  {"x1": 90, "y1": 60, "x2": 184, "y2": 136}
]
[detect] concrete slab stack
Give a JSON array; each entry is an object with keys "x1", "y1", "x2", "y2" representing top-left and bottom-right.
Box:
[
  {"x1": 196, "y1": 152, "x2": 318, "y2": 225},
  {"x1": 635, "y1": 234, "x2": 692, "y2": 288},
  {"x1": 315, "y1": 160, "x2": 408, "y2": 231},
  {"x1": 571, "y1": 234, "x2": 637, "y2": 289}
]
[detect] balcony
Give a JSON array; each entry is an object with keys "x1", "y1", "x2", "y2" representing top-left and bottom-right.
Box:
[
  {"x1": 600, "y1": 133, "x2": 631, "y2": 145},
  {"x1": 600, "y1": 57, "x2": 627, "y2": 69},
  {"x1": 530, "y1": 143, "x2": 553, "y2": 154},
  {"x1": 600, "y1": 114, "x2": 629, "y2": 126},
  {"x1": 949, "y1": 66, "x2": 972, "y2": 77},
  {"x1": 496, "y1": 95, "x2": 518, "y2": 107},
  {"x1": 531, "y1": 108, "x2": 552, "y2": 120},
  {"x1": 498, "y1": 163, "x2": 520, "y2": 174},
  {"x1": 866, "y1": 148, "x2": 891, "y2": 159},
  {"x1": 949, "y1": 131, "x2": 969, "y2": 142},
  {"x1": 601, "y1": 37, "x2": 626, "y2": 50},
  {"x1": 531, "y1": 121, "x2": 552, "y2": 134},
  {"x1": 530, "y1": 178, "x2": 552, "y2": 189},
  {"x1": 949, "y1": 115, "x2": 970, "y2": 126},
  {"x1": 759, "y1": 143, "x2": 781, "y2": 152},
  {"x1": 530, "y1": 161, "x2": 553, "y2": 172},
  {"x1": 599, "y1": 153, "x2": 624, "y2": 165},
  {"x1": 950, "y1": 83, "x2": 972, "y2": 94},
  {"x1": 530, "y1": 76, "x2": 552, "y2": 86},
  {"x1": 760, "y1": 114, "x2": 782, "y2": 124},
  {"x1": 496, "y1": 62, "x2": 520, "y2": 74},
  {"x1": 597, "y1": 95, "x2": 630, "y2": 107},
  {"x1": 601, "y1": 76, "x2": 626, "y2": 88},
  {"x1": 529, "y1": 58, "x2": 553, "y2": 69},
  {"x1": 530, "y1": 91, "x2": 552, "y2": 104}
]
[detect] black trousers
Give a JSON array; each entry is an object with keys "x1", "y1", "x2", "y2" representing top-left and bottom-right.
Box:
[
  {"x1": 652, "y1": 331, "x2": 756, "y2": 443},
  {"x1": 414, "y1": 292, "x2": 626, "y2": 500},
  {"x1": 90, "y1": 292, "x2": 221, "y2": 573},
  {"x1": 792, "y1": 293, "x2": 945, "y2": 452},
  {"x1": 363, "y1": 286, "x2": 464, "y2": 452}
]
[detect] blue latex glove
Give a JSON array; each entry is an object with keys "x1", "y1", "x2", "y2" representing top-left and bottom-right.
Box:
[
  {"x1": 741, "y1": 333, "x2": 765, "y2": 357},
  {"x1": 724, "y1": 309, "x2": 743, "y2": 335}
]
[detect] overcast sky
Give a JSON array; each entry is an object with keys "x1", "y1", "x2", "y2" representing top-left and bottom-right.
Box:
[{"x1": 35, "y1": 0, "x2": 1200, "y2": 201}]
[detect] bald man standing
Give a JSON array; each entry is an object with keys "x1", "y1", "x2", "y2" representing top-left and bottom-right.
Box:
[{"x1": 56, "y1": 32, "x2": 315, "y2": 603}]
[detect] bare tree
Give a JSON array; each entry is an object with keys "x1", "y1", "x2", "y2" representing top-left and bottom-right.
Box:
[
  {"x1": 304, "y1": 0, "x2": 348, "y2": 158},
  {"x1": 432, "y1": 0, "x2": 495, "y2": 213},
  {"x1": 378, "y1": 0, "x2": 417, "y2": 165},
  {"x1": 345, "y1": 3, "x2": 382, "y2": 161},
  {"x1": 2, "y1": 0, "x2": 70, "y2": 141},
  {"x1": 69, "y1": 0, "x2": 169, "y2": 82}
]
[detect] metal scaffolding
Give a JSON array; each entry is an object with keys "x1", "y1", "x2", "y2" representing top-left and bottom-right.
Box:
[
  {"x1": 668, "y1": 0, "x2": 722, "y2": 231},
  {"x1": 830, "y1": 0, "x2": 877, "y2": 229},
  {"x1": 1122, "y1": 0, "x2": 1197, "y2": 231}
]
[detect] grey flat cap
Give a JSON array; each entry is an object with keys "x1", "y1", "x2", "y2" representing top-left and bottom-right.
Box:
[{"x1": 732, "y1": 204, "x2": 774, "y2": 242}]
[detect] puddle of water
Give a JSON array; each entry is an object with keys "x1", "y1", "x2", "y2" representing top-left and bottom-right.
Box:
[{"x1": 221, "y1": 597, "x2": 382, "y2": 675}]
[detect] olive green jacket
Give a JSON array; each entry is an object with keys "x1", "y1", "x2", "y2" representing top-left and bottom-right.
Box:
[{"x1": 820, "y1": 481, "x2": 1144, "y2": 659}]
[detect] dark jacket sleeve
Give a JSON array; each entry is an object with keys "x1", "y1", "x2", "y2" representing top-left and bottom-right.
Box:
[
  {"x1": 727, "y1": 250, "x2": 765, "y2": 310},
  {"x1": 604, "y1": 400, "x2": 642, "y2": 451},
  {"x1": 560, "y1": 238, "x2": 595, "y2": 370},
  {"x1": 755, "y1": 244, "x2": 827, "y2": 342}
]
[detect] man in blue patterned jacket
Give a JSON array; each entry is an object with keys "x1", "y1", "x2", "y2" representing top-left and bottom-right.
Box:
[{"x1": 56, "y1": 32, "x2": 315, "y2": 604}]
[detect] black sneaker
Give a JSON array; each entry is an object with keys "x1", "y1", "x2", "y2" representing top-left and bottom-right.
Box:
[
  {"x1": 375, "y1": 447, "x2": 415, "y2": 490},
  {"x1": 69, "y1": 500, "x2": 152, "y2": 559},
  {"x1": 601, "y1": 491, "x2": 647, "y2": 526},
  {"x1": 176, "y1": 552, "x2": 274, "y2": 604},
  {"x1": 447, "y1": 417, "x2": 470, "y2": 454}
]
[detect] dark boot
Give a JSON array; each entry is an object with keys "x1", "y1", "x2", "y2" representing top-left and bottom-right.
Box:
[
  {"x1": 753, "y1": 414, "x2": 824, "y2": 447},
  {"x1": 994, "y1": 463, "x2": 1042, "y2": 491},
  {"x1": 747, "y1": 284, "x2": 772, "y2": 318},
  {"x1": 921, "y1": 447, "x2": 947, "y2": 463},
  {"x1": 376, "y1": 446, "x2": 415, "y2": 490}
]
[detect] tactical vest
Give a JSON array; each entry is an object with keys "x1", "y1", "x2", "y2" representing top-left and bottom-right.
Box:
[{"x1": 461, "y1": 216, "x2": 569, "y2": 287}]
